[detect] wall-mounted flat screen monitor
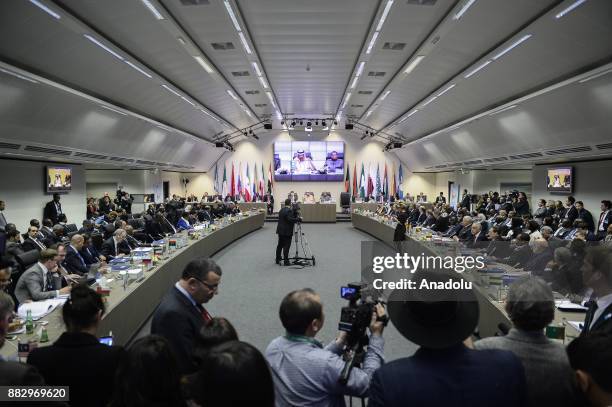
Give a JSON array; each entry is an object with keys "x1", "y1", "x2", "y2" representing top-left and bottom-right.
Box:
[
  {"x1": 546, "y1": 167, "x2": 573, "y2": 193},
  {"x1": 46, "y1": 166, "x2": 72, "y2": 193},
  {"x1": 274, "y1": 141, "x2": 344, "y2": 181}
]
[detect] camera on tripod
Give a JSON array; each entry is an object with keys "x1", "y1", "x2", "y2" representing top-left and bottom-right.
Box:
[
  {"x1": 337, "y1": 282, "x2": 388, "y2": 384},
  {"x1": 291, "y1": 202, "x2": 301, "y2": 222}
]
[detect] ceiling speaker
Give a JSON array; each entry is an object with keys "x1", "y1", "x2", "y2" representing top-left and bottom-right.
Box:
[
  {"x1": 345, "y1": 124, "x2": 354, "y2": 130},
  {"x1": 263, "y1": 123, "x2": 272, "y2": 130},
  {"x1": 393, "y1": 142, "x2": 402, "y2": 149},
  {"x1": 215, "y1": 142, "x2": 224, "y2": 148}
]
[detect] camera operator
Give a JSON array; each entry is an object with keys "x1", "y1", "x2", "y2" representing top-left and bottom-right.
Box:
[
  {"x1": 265, "y1": 288, "x2": 385, "y2": 406},
  {"x1": 276, "y1": 199, "x2": 301, "y2": 266}
]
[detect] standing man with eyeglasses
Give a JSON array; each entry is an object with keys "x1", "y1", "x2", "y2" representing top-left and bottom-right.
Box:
[{"x1": 151, "y1": 257, "x2": 222, "y2": 374}]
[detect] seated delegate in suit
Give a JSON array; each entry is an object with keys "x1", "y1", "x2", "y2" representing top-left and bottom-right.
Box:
[
  {"x1": 64, "y1": 234, "x2": 89, "y2": 276},
  {"x1": 122, "y1": 225, "x2": 142, "y2": 251},
  {"x1": 28, "y1": 285, "x2": 124, "y2": 407},
  {"x1": 596, "y1": 200, "x2": 612, "y2": 240},
  {"x1": 21, "y1": 225, "x2": 47, "y2": 252},
  {"x1": 151, "y1": 258, "x2": 222, "y2": 374},
  {"x1": 581, "y1": 246, "x2": 612, "y2": 337},
  {"x1": 100, "y1": 229, "x2": 130, "y2": 259},
  {"x1": 14, "y1": 249, "x2": 72, "y2": 304},
  {"x1": 475, "y1": 277, "x2": 577, "y2": 407},
  {"x1": 0, "y1": 292, "x2": 46, "y2": 386},
  {"x1": 465, "y1": 222, "x2": 488, "y2": 249},
  {"x1": 80, "y1": 234, "x2": 105, "y2": 265},
  {"x1": 566, "y1": 333, "x2": 612, "y2": 407},
  {"x1": 176, "y1": 212, "x2": 192, "y2": 231},
  {"x1": 368, "y1": 272, "x2": 527, "y2": 407}
]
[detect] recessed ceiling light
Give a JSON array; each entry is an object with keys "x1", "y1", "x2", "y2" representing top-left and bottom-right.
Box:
[
  {"x1": 84, "y1": 34, "x2": 124, "y2": 61},
  {"x1": 258, "y1": 76, "x2": 269, "y2": 89},
  {"x1": 453, "y1": 0, "x2": 477, "y2": 20},
  {"x1": 226, "y1": 89, "x2": 239, "y2": 100},
  {"x1": 380, "y1": 90, "x2": 391, "y2": 100},
  {"x1": 140, "y1": 0, "x2": 164, "y2": 20},
  {"x1": 162, "y1": 84, "x2": 182, "y2": 97},
  {"x1": 29, "y1": 0, "x2": 60, "y2": 19},
  {"x1": 0, "y1": 67, "x2": 38, "y2": 84},
  {"x1": 252, "y1": 62, "x2": 262, "y2": 76},
  {"x1": 350, "y1": 77, "x2": 359, "y2": 89},
  {"x1": 194, "y1": 56, "x2": 214, "y2": 74},
  {"x1": 356, "y1": 61, "x2": 366, "y2": 77},
  {"x1": 180, "y1": 96, "x2": 195, "y2": 107},
  {"x1": 376, "y1": 0, "x2": 394, "y2": 31},
  {"x1": 223, "y1": 0, "x2": 241, "y2": 31},
  {"x1": 555, "y1": 0, "x2": 587, "y2": 19},
  {"x1": 100, "y1": 105, "x2": 127, "y2": 116},
  {"x1": 436, "y1": 83, "x2": 455, "y2": 97},
  {"x1": 404, "y1": 55, "x2": 425, "y2": 74},
  {"x1": 238, "y1": 32, "x2": 252, "y2": 54},
  {"x1": 422, "y1": 96, "x2": 437, "y2": 107},
  {"x1": 492, "y1": 34, "x2": 532, "y2": 61},
  {"x1": 366, "y1": 31, "x2": 380, "y2": 54},
  {"x1": 124, "y1": 60, "x2": 152, "y2": 79},
  {"x1": 464, "y1": 60, "x2": 491, "y2": 78}
]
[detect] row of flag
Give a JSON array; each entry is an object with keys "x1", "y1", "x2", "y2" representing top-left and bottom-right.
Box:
[
  {"x1": 213, "y1": 162, "x2": 274, "y2": 200},
  {"x1": 344, "y1": 162, "x2": 404, "y2": 199},
  {"x1": 212, "y1": 161, "x2": 404, "y2": 201}
]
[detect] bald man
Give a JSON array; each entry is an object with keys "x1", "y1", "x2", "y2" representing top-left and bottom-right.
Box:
[{"x1": 64, "y1": 234, "x2": 88, "y2": 276}]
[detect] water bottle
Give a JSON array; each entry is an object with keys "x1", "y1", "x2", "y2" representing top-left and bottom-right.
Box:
[{"x1": 25, "y1": 310, "x2": 34, "y2": 335}]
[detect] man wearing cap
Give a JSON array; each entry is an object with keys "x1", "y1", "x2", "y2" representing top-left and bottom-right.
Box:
[{"x1": 368, "y1": 271, "x2": 527, "y2": 407}]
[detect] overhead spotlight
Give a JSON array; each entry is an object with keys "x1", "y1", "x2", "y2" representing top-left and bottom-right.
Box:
[
  {"x1": 252, "y1": 132, "x2": 259, "y2": 140},
  {"x1": 300, "y1": 120, "x2": 303, "y2": 126},
  {"x1": 281, "y1": 120, "x2": 285, "y2": 125},
  {"x1": 365, "y1": 130, "x2": 369, "y2": 136},
  {"x1": 315, "y1": 120, "x2": 319, "y2": 126},
  {"x1": 249, "y1": 129, "x2": 253, "y2": 134},
  {"x1": 322, "y1": 120, "x2": 327, "y2": 127},
  {"x1": 360, "y1": 134, "x2": 367, "y2": 140},
  {"x1": 334, "y1": 120, "x2": 338, "y2": 125},
  {"x1": 307, "y1": 121, "x2": 312, "y2": 127},
  {"x1": 291, "y1": 120, "x2": 296, "y2": 127}
]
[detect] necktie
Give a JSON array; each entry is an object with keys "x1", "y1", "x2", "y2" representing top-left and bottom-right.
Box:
[
  {"x1": 44, "y1": 272, "x2": 54, "y2": 291},
  {"x1": 76, "y1": 250, "x2": 86, "y2": 267},
  {"x1": 583, "y1": 300, "x2": 598, "y2": 332},
  {"x1": 196, "y1": 304, "x2": 212, "y2": 322}
]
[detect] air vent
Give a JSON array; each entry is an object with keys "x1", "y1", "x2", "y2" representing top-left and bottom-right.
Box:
[
  {"x1": 358, "y1": 90, "x2": 373, "y2": 95},
  {"x1": 108, "y1": 157, "x2": 132, "y2": 162},
  {"x1": 0, "y1": 142, "x2": 20, "y2": 150},
  {"x1": 245, "y1": 90, "x2": 260, "y2": 95},
  {"x1": 462, "y1": 160, "x2": 482, "y2": 165},
  {"x1": 448, "y1": 162, "x2": 463, "y2": 167},
  {"x1": 595, "y1": 142, "x2": 612, "y2": 150},
  {"x1": 545, "y1": 146, "x2": 592, "y2": 156},
  {"x1": 351, "y1": 104, "x2": 364, "y2": 108},
  {"x1": 74, "y1": 152, "x2": 108, "y2": 160},
  {"x1": 382, "y1": 42, "x2": 406, "y2": 50},
  {"x1": 435, "y1": 164, "x2": 447, "y2": 169},
  {"x1": 407, "y1": 0, "x2": 437, "y2": 5},
  {"x1": 483, "y1": 157, "x2": 509, "y2": 163},
  {"x1": 24, "y1": 145, "x2": 71, "y2": 156},
  {"x1": 231, "y1": 71, "x2": 250, "y2": 77},
  {"x1": 211, "y1": 42, "x2": 235, "y2": 50},
  {"x1": 179, "y1": 0, "x2": 210, "y2": 5},
  {"x1": 254, "y1": 103, "x2": 267, "y2": 107},
  {"x1": 367, "y1": 71, "x2": 386, "y2": 77},
  {"x1": 509, "y1": 152, "x2": 543, "y2": 160},
  {"x1": 136, "y1": 160, "x2": 157, "y2": 166}
]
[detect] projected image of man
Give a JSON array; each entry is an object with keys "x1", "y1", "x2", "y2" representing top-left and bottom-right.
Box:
[
  {"x1": 325, "y1": 150, "x2": 344, "y2": 173},
  {"x1": 293, "y1": 150, "x2": 317, "y2": 174}
]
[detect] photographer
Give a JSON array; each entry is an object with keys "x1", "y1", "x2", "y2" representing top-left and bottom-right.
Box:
[
  {"x1": 265, "y1": 288, "x2": 385, "y2": 406},
  {"x1": 276, "y1": 199, "x2": 300, "y2": 266}
]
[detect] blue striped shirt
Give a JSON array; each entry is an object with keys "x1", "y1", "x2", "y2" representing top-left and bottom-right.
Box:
[{"x1": 265, "y1": 335, "x2": 384, "y2": 407}]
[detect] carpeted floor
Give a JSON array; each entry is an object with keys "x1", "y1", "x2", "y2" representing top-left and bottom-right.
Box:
[{"x1": 135, "y1": 222, "x2": 418, "y2": 361}]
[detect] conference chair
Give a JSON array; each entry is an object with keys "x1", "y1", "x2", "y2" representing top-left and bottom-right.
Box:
[
  {"x1": 90, "y1": 233, "x2": 104, "y2": 251},
  {"x1": 64, "y1": 223, "x2": 78, "y2": 234},
  {"x1": 340, "y1": 192, "x2": 351, "y2": 214},
  {"x1": 14, "y1": 249, "x2": 39, "y2": 273}
]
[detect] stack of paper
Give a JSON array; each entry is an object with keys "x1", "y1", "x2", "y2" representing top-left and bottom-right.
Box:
[{"x1": 18, "y1": 297, "x2": 67, "y2": 320}]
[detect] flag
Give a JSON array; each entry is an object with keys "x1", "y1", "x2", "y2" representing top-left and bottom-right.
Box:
[
  {"x1": 367, "y1": 163, "x2": 374, "y2": 198},
  {"x1": 375, "y1": 163, "x2": 381, "y2": 198},
  {"x1": 252, "y1": 162, "x2": 258, "y2": 199},
  {"x1": 398, "y1": 163, "x2": 404, "y2": 199},
  {"x1": 213, "y1": 163, "x2": 219, "y2": 194},
  {"x1": 230, "y1": 162, "x2": 236, "y2": 197},
  {"x1": 267, "y1": 162, "x2": 273, "y2": 193},
  {"x1": 383, "y1": 163, "x2": 388, "y2": 198},
  {"x1": 352, "y1": 163, "x2": 357, "y2": 198},
  {"x1": 237, "y1": 162, "x2": 242, "y2": 198},
  {"x1": 391, "y1": 162, "x2": 396, "y2": 198},
  {"x1": 359, "y1": 163, "x2": 366, "y2": 198},
  {"x1": 344, "y1": 161, "x2": 350, "y2": 194},
  {"x1": 244, "y1": 163, "x2": 251, "y2": 202},
  {"x1": 260, "y1": 163, "x2": 265, "y2": 196},
  {"x1": 222, "y1": 163, "x2": 228, "y2": 198}
]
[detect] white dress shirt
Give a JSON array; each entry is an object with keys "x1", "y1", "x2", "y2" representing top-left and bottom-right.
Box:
[{"x1": 38, "y1": 261, "x2": 59, "y2": 297}]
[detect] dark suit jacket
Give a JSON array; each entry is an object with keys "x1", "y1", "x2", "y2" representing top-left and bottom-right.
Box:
[
  {"x1": 276, "y1": 207, "x2": 298, "y2": 237},
  {"x1": 21, "y1": 237, "x2": 46, "y2": 252},
  {"x1": 28, "y1": 332, "x2": 124, "y2": 407},
  {"x1": 393, "y1": 223, "x2": 407, "y2": 242},
  {"x1": 581, "y1": 302, "x2": 612, "y2": 337},
  {"x1": 100, "y1": 237, "x2": 129, "y2": 258},
  {"x1": 466, "y1": 232, "x2": 488, "y2": 249},
  {"x1": 64, "y1": 245, "x2": 88, "y2": 276},
  {"x1": 43, "y1": 201, "x2": 62, "y2": 225},
  {"x1": 576, "y1": 209, "x2": 595, "y2": 232},
  {"x1": 431, "y1": 216, "x2": 449, "y2": 233},
  {"x1": 596, "y1": 211, "x2": 612, "y2": 236},
  {"x1": 151, "y1": 286, "x2": 205, "y2": 374},
  {"x1": 565, "y1": 206, "x2": 578, "y2": 224},
  {"x1": 368, "y1": 345, "x2": 527, "y2": 407}
]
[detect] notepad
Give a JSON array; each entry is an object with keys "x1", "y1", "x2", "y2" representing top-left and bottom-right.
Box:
[
  {"x1": 555, "y1": 300, "x2": 588, "y2": 312},
  {"x1": 18, "y1": 297, "x2": 67, "y2": 320}
]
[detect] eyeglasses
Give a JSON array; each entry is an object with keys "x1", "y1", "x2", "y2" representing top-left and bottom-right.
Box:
[{"x1": 193, "y1": 277, "x2": 219, "y2": 291}]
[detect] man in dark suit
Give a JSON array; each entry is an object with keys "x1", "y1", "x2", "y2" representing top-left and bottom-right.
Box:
[
  {"x1": 64, "y1": 234, "x2": 89, "y2": 276},
  {"x1": 368, "y1": 272, "x2": 527, "y2": 407},
  {"x1": 151, "y1": 258, "x2": 222, "y2": 374},
  {"x1": 460, "y1": 190, "x2": 471, "y2": 209},
  {"x1": 21, "y1": 225, "x2": 47, "y2": 252},
  {"x1": 100, "y1": 229, "x2": 130, "y2": 259},
  {"x1": 43, "y1": 193, "x2": 63, "y2": 225},
  {"x1": 466, "y1": 222, "x2": 488, "y2": 249},
  {"x1": 39, "y1": 218, "x2": 55, "y2": 241},
  {"x1": 435, "y1": 192, "x2": 446, "y2": 205},
  {"x1": 0, "y1": 292, "x2": 46, "y2": 385},
  {"x1": 566, "y1": 333, "x2": 612, "y2": 407},
  {"x1": 597, "y1": 200, "x2": 612, "y2": 240},
  {"x1": 575, "y1": 201, "x2": 595, "y2": 233},
  {"x1": 0, "y1": 200, "x2": 7, "y2": 233},
  {"x1": 276, "y1": 199, "x2": 300, "y2": 266},
  {"x1": 581, "y1": 246, "x2": 612, "y2": 337},
  {"x1": 564, "y1": 196, "x2": 578, "y2": 224}
]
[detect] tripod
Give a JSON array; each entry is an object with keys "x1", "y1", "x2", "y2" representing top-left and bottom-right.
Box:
[{"x1": 287, "y1": 221, "x2": 316, "y2": 267}]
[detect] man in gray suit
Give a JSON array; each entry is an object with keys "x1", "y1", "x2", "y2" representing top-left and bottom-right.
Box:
[
  {"x1": 0, "y1": 200, "x2": 7, "y2": 232},
  {"x1": 14, "y1": 249, "x2": 71, "y2": 305}
]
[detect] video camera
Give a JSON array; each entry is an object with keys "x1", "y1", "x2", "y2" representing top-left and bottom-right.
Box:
[
  {"x1": 337, "y1": 282, "x2": 388, "y2": 384},
  {"x1": 291, "y1": 202, "x2": 302, "y2": 222}
]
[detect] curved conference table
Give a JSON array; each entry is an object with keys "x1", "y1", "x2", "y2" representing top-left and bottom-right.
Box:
[
  {"x1": 2, "y1": 212, "x2": 265, "y2": 359},
  {"x1": 352, "y1": 212, "x2": 583, "y2": 341}
]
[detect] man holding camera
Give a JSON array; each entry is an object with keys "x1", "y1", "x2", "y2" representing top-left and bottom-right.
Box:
[
  {"x1": 276, "y1": 199, "x2": 300, "y2": 266},
  {"x1": 265, "y1": 288, "x2": 385, "y2": 406}
]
